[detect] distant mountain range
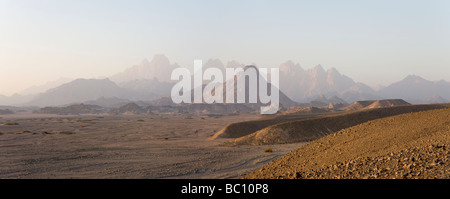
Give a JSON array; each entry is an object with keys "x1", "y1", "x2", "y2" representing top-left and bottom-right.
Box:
[
  {"x1": 19, "y1": 77, "x2": 73, "y2": 96},
  {"x1": 0, "y1": 93, "x2": 34, "y2": 106},
  {"x1": 278, "y1": 61, "x2": 377, "y2": 103},
  {"x1": 278, "y1": 61, "x2": 449, "y2": 104},
  {"x1": 24, "y1": 78, "x2": 174, "y2": 107},
  {"x1": 110, "y1": 54, "x2": 179, "y2": 83},
  {"x1": 378, "y1": 75, "x2": 450, "y2": 104},
  {"x1": 26, "y1": 78, "x2": 129, "y2": 107},
  {"x1": 0, "y1": 55, "x2": 448, "y2": 107},
  {"x1": 200, "y1": 65, "x2": 297, "y2": 113}
]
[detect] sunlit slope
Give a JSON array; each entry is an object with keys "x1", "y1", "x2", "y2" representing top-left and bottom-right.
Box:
[
  {"x1": 244, "y1": 108, "x2": 450, "y2": 179},
  {"x1": 227, "y1": 104, "x2": 449, "y2": 145}
]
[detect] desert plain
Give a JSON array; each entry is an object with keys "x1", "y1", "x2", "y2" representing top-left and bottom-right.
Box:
[
  {"x1": 0, "y1": 112, "x2": 305, "y2": 178},
  {"x1": 1, "y1": 101, "x2": 449, "y2": 179}
]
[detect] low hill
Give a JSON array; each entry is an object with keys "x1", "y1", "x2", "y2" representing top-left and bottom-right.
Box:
[
  {"x1": 279, "y1": 107, "x2": 329, "y2": 116},
  {"x1": 108, "y1": 103, "x2": 150, "y2": 115},
  {"x1": 83, "y1": 97, "x2": 131, "y2": 108},
  {"x1": 186, "y1": 104, "x2": 254, "y2": 115},
  {"x1": 211, "y1": 111, "x2": 333, "y2": 139},
  {"x1": 244, "y1": 108, "x2": 450, "y2": 179},
  {"x1": 0, "y1": 109, "x2": 14, "y2": 115},
  {"x1": 212, "y1": 118, "x2": 284, "y2": 139},
  {"x1": 34, "y1": 104, "x2": 105, "y2": 115},
  {"x1": 340, "y1": 99, "x2": 410, "y2": 111},
  {"x1": 378, "y1": 75, "x2": 450, "y2": 104},
  {"x1": 27, "y1": 78, "x2": 129, "y2": 107},
  {"x1": 213, "y1": 99, "x2": 410, "y2": 140},
  {"x1": 225, "y1": 103, "x2": 449, "y2": 145}
]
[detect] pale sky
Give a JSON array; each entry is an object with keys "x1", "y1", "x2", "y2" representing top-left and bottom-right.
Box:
[{"x1": 1, "y1": 0, "x2": 449, "y2": 96}]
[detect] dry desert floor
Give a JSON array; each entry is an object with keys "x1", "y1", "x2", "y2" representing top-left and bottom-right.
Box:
[{"x1": 0, "y1": 113, "x2": 306, "y2": 179}]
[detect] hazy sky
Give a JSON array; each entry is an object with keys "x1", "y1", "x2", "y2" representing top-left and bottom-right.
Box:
[{"x1": 1, "y1": 0, "x2": 449, "y2": 95}]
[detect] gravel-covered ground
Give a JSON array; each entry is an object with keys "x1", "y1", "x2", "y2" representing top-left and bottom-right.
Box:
[
  {"x1": 244, "y1": 108, "x2": 450, "y2": 179},
  {"x1": 292, "y1": 144, "x2": 448, "y2": 179}
]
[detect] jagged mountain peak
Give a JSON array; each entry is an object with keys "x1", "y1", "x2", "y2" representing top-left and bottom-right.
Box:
[
  {"x1": 327, "y1": 67, "x2": 340, "y2": 75},
  {"x1": 110, "y1": 54, "x2": 178, "y2": 83},
  {"x1": 200, "y1": 65, "x2": 297, "y2": 111},
  {"x1": 315, "y1": 94, "x2": 327, "y2": 102},
  {"x1": 151, "y1": 54, "x2": 170, "y2": 63},
  {"x1": 278, "y1": 63, "x2": 374, "y2": 103},
  {"x1": 204, "y1": 58, "x2": 225, "y2": 69},
  {"x1": 140, "y1": 58, "x2": 150, "y2": 65},
  {"x1": 312, "y1": 64, "x2": 326, "y2": 73},
  {"x1": 279, "y1": 61, "x2": 304, "y2": 75},
  {"x1": 403, "y1": 75, "x2": 427, "y2": 83},
  {"x1": 226, "y1": 60, "x2": 244, "y2": 68},
  {"x1": 377, "y1": 75, "x2": 450, "y2": 103}
]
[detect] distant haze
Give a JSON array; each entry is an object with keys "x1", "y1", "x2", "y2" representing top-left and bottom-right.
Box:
[
  {"x1": 0, "y1": 54, "x2": 444, "y2": 107},
  {"x1": 1, "y1": 0, "x2": 449, "y2": 95}
]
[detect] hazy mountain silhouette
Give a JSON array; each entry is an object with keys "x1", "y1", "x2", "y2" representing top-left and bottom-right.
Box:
[
  {"x1": 1, "y1": 55, "x2": 449, "y2": 107},
  {"x1": 201, "y1": 65, "x2": 297, "y2": 111},
  {"x1": 83, "y1": 97, "x2": 131, "y2": 108},
  {"x1": 0, "y1": 77, "x2": 73, "y2": 106},
  {"x1": 0, "y1": 93, "x2": 34, "y2": 106},
  {"x1": 26, "y1": 79, "x2": 130, "y2": 107},
  {"x1": 19, "y1": 77, "x2": 73, "y2": 95},
  {"x1": 118, "y1": 78, "x2": 174, "y2": 100},
  {"x1": 25, "y1": 78, "x2": 176, "y2": 107},
  {"x1": 226, "y1": 60, "x2": 245, "y2": 68},
  {"x1": 278, "y1": 61, "x2": 377, "y2": 103},
  {"x1": 378, "y1": 75, "x2": 450, "y2": 104},
  {"x1": 203, "y1": 59, "x2": 225, "y2": 70},
  {"x1": 110, "y1": 54, "x2": 179, "y2": 83}
]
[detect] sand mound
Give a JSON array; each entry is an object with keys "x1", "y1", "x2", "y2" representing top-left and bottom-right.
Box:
[
  {"x1": 341, "y1": 99, "x2": 410, "y2": 111},
  {"x1": 211, "y1": 120, "x2": 272, "y2": 139},
  {"x1": 244, "y1": 108, "x2": 450, "y2": 179},
  {"x1": 211, "y1": 116, "x2": 301, "y2": 139},
  {"x1": 365, "y1": 99, "x2": 410, "y2": 109},
  {"x1": 341, "y1": 100, "x2": 374, "y2": 111},
  {"x1": 280, "y1": 107, "x2": 329, "y2": 116},
  {"x1": 226, "y1": 104, "x2": 448, "y2": 145},
  {"x1": 211, "y1": 111, "x2": 332, "y2": 139}
]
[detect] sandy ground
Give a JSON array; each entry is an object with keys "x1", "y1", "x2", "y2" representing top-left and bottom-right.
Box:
[{"x1": 0, "y1": 113, "x2": 306, "y2": 179}]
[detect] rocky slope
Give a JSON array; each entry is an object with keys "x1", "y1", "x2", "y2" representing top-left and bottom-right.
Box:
[
  {"x1": 244, "y1": 108, "x2": 450, "y2": 179},
  {"x1": 341, "y1": 99, "x2": 410, "y2": 111},
  {"x1": 226, "y1": 103, "x2": 448, "y2": 145}
]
